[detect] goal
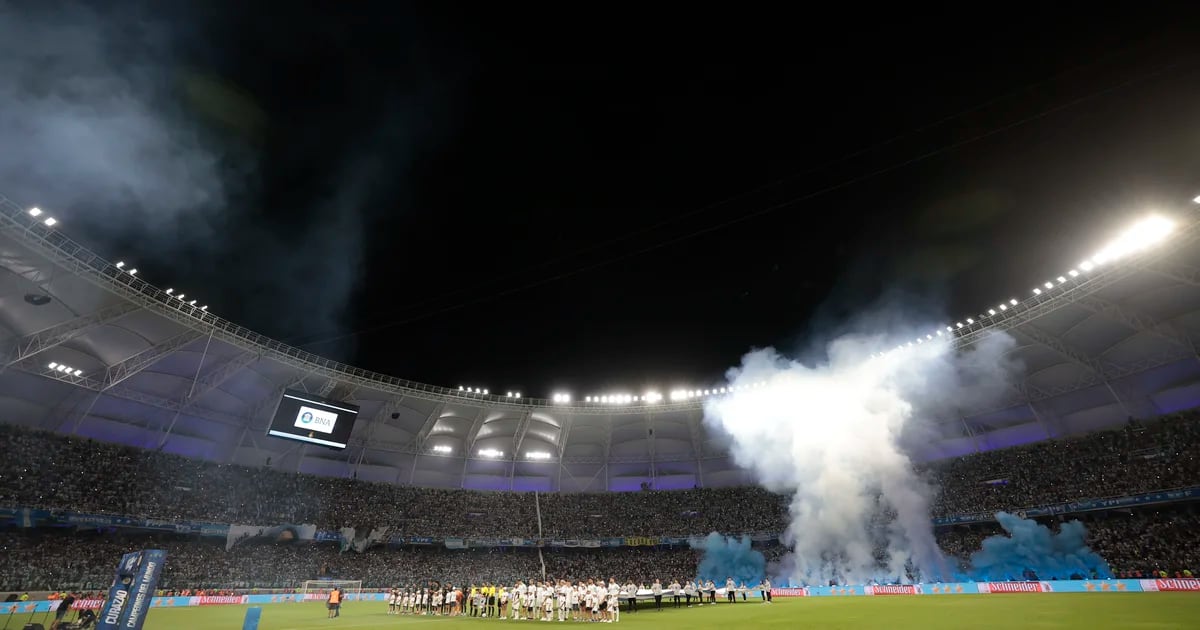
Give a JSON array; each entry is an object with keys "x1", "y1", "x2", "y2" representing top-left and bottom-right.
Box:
[{"x1": 300, "y1": 580, "x2": 364, "y2": 601}]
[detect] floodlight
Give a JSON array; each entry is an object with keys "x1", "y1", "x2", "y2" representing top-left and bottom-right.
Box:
[
  {"x1": 515, "y1": 392, "x2": 520, "y2": 399},
  {"x1": 966, "y1": 318, "x2": 974, "y2": 324},
  {"x1": 479, "y1": 448, "x2": 504, "y2": 458},
  {"x1": 999, "y1": 304, "x2": 1007, "y2": 311},
  {"x1": 1057, "y1": 276, "x2": 1066, "y2": 284},
  {"x1": 115, "y1": 261, "x2": 125, "y2": 268},
  {"x1": 507, "y1": 392, "x2": 513, "y2": 398},
  {"x1": 128, "y1": 269, "x2": 137, "y2": 275},
  {"x1": 432, "y1": 445, "x2": 452, "y2": 454},
  {"x1": 1193, "y1": 194, "x2": 1200, "y2": 204},
  {"x1": 166, "y1": 288, "x2": 174, "y2": 294},
  {"x1": 1080, "y1": 260, "x2": 1094, "y2": 271},
  {"x1": 955, "y1": 322, "x2": 963, "y2": 328},
  {"x1": 482, "y1": 389, "x2": 488, "y2": 395},
  {"x1": 189, "y1": 300, "x2": 196, "y2": 306},
  {"x1": 946, "y1": 326, "x2": 953, "y2": 332},
  {"x1": 936, "y1": 330, "x2": 942, "y2": 336},
  {"x1": 28, "y1": 207, "x2": 42, "y2": 217},
  {"x1": 601, "y1": 396, "x2": 609, "y2": 403},
  {"x1": 43, "y1": 217, "x2": 57, "y2": 227},
  {"x1": 1033, "y1": 288, "x2": 1042, "y2": 295},
  {"x1": 988, "y1": 309, "x2": 996, "y2": 315},
  {"x1": 1068, "y1": 269, "x2": 1079, "y2": 277},
  {"x1": 704, "y1": 389, "x2": 711, "y2": 395},
  {"x1": 1009, "y1": 299, "x2": 1018, "y2": 305},
  {"x1": 48, "y1": 362, "x2": 58, "y2": 369},
  {"x1": 459, "y1": 386, "x2": 464, "y2": 391},
  {"x1": 527, "y1": 451, "x2": 552, "y2": 460},
  {"x1": 1044, "y1": 282, "x2": 1053, "y2": 289},
  {"x1": 1091, "y1": 215, "x2": 1175, "y2": 265},
  {"x1": 73, "y1": 369, "x2": 82, "y2": 376}
]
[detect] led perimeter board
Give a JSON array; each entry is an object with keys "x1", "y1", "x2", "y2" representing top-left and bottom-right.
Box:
[{"x1": 266, "y1": 389, "x2": 360, "y2": 449}]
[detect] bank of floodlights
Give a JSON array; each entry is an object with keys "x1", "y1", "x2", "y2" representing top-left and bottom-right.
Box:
[
  {"x1": 870, "y1": 212, "x2": 1181, "y2": 361},
  {"x1": 479, "y1": 448, "x2": 504, "y2": 458},
  {"x1": 432, "y1": 445, "x2": 453, "y2": 454},
  {"x1": 47, "y1": 362, "x2": 83, "y2": 377}
]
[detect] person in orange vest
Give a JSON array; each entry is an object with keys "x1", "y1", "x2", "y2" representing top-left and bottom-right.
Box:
[{"x1": 327, "y1": 587, "x2": 342, "y2": 619}]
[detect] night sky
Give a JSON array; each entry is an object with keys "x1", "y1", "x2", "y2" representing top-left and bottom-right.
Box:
[{"x1": 6, "y1": 4, "x2": 1200, "y2": 398}]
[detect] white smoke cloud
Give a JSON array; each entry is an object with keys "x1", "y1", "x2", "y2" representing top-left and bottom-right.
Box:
[
  {"x1": 704, "y1": 328, "x2": 1019, "y2": 586},
  {"x1": 0, "y1": 2, "x2": 227, "y2": 236}
]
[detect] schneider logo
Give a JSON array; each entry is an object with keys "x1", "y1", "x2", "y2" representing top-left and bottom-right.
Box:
[{"x1": 294, "y1": 406, "x2": 337, "y2": 434}]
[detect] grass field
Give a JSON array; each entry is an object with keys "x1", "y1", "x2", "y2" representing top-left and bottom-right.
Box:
[{"x1": 123, "y1": 595, "x2": 1200, "y2": 629}]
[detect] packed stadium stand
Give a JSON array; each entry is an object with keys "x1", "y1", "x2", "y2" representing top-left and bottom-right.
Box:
[{"x1": 1, "y1": 197, "x2": 1199, "y2": 596}]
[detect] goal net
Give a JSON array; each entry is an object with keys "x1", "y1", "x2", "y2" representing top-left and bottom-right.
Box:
[{"x1": 300, "y1": 580, "x2": 364, "y2": 601}]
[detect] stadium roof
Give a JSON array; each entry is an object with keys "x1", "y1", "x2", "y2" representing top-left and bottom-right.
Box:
[{"x1": 2, "y1": 193, "x2": 1200, "y2": 491}]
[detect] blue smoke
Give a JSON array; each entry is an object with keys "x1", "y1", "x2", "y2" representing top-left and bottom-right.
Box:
[
  {"x1": 964, "y1": 512, "x2": 1111, "y2": 581},
  {"x1": 691, "y1": 533, "x2": 766, "y2": 586}
]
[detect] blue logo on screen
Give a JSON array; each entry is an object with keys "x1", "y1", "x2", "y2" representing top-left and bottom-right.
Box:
[{"x1": 299, "y1": 412, "x2": 313, "y2": 424}]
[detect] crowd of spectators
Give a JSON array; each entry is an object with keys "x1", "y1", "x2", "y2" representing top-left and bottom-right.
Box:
[
  {"x1": 3, "y1": 411, "x2": 1198, "y2": 540},
  {"x1": 927, "y1": 411, "x2": 1200, "y2": 515},
  {"x1": 0, "y1": 407, "x2": 1198, "y2": 592},
  {"x1": 0, "y1": 531, "x2": 700, "y2": 592},
  {"x1": 1, "y1": 504, "x2": 1195, "y2": 591}
]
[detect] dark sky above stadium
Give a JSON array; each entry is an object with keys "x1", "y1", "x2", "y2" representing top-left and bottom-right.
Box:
[{"x1": 8, "y1": 3, "x2": 1200, "y2": 399}]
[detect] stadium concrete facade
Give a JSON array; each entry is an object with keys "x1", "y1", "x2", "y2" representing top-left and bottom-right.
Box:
[{"x1": 2, "y1": 193, "x2": 1200, "y2": 491}]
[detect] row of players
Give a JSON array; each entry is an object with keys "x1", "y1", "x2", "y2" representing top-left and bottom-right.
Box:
[{"x1": 386, "y1": 577, "x2": 775, "y2": 622}]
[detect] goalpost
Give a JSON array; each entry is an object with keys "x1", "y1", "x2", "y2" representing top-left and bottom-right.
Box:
[{"x1": 300, "y1": 580, "x2": 364, "y2": 601}]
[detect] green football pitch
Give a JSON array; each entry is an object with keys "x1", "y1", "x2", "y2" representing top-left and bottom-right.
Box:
[{"x1": 134, "y1": 594, "x2": 1200, "y2": 629}]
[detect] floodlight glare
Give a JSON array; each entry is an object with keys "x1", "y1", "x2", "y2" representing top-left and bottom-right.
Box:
[
  {"x1": 432, "y1": 445, "x2": 452, "y2": 453},
  {"x1": 507, "y1": 392, "x2": 513, "y2": 398},
  {"x1": 73, "y1": 369, "x2": 82, "y2": 376},
  {"x1": 1056, "y1": 277, "x2": 1066, "y2": 284},
  {"x1": 1091, "y1": 215, "x2": 1176, "y2": 265},
  {"x1": 1009, "y1": 299, "x2": 1018, "y2": 305},
  {"x1": 999, "y1": 304, "x2": 1007, "y2": 311},
  {"x1": 966, "y1": 318, "x2": 974, "y2": 324},
  {"x1": 1044, "y1": 282, "x2": 1053, "y2": 289},
  {"x1": 166, "y1": 288, "x2": 174, "y2": 294},
  {"x1": 43, "y1": 217, "x2": 57, "y2": 227},
  {"x1": 479, "y1": 448, "x2": 504, "y2": 458},
  {"x1": 482, "y1": 389, "x2": 488, "y2": 395},
  {"x1": 128, "y1": 269, "x2": 137, "y2": 275},
  {"x1": 1193, "y1": 194, "x2": 1200, "y2": 204},
  {"x1": 956, "y1": 322, "x2": 963, "y2": 328},
  {"x1": 48, "y1": 362, "x2": 58, "y2": 369},
  {"x1": 935, "y1": 330, "x2": 942, "y2": 336},
  {"x1": 1080, "y1": 260, "x2": 1094, "y2": 271},
  {"x1": 28, "y1": 207, "x2": 42, "y2": 217},
  {"x1": 1033, "y1": 288, "x2": 1042, "y2": 295},
  {"x1": 527, "y1": 451, "x2": 552, "y2": 460},
  {"x1": 115, "y1": 261, "x2": 125, "y2": 268},
  {"x1": 988, "y1": 309, "x2": 996, "y2": 315},
  {"x1": 515, "y1": 392, "x2": 520, "y2": 399},
  {"x1": 189, "y1": 300, "x2": 196, "y2": 305},
  {"x1": 1068, "y1": 269, "x2": 1079, "y2": 277}
]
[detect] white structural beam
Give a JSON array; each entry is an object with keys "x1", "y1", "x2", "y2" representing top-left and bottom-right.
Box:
[
  {"x1": 1017, "y1": 324, "x2": 1111, "y2": 377},
  {"x1": 2, "y1": 302, "x2": 141, "y2": 367},
  {"x1": 1136, "y1": 258, "x2": 1200, "y2": 286},
  {"x1": 102, "y1": 331, "x2": 204, "y2": 390},
  {"x1": 181, "y1": 350, "x2": 260, "y2": 408},
  {"x1": 407, "y1": 402, "x2": 446, "y2": 452},
  {"x1": 460, "y1": 408, "x2": 489, "y2": 487},
  {"x1": 511, "y1": 410, "x2": 534, "y2": 460},
  {"x1": 1073, "y1": 294, "x2": 1192, "y2": 349}
]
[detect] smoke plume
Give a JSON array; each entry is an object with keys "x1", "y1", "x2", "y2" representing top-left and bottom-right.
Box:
[
  {"x1": 965, "y1": 512, "x2": 1111, "y2": 581},
  {"x1": 691, "y1": 533, "x2": 766, "y2": 587},
  {"x1": 704, "y1": 328, "x2": 1020, "y2": 586}
]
